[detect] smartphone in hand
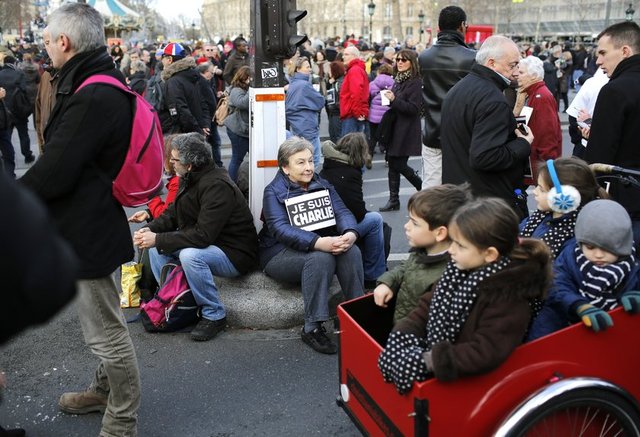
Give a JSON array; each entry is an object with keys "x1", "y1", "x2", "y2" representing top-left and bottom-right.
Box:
[{"x1": 517, "y1": 123, "x2": 528, "y2": 135}]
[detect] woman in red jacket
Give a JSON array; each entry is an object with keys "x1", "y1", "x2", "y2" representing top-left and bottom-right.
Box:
[{"x1": 514, "y1": 56, "x2": 562, "y2": 186}]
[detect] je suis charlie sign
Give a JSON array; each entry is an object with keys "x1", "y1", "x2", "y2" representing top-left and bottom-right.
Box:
[{"x1": 284, "y1": 190, "x2": 336, "y2": 232}]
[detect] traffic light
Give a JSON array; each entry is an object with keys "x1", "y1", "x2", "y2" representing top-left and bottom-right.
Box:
[{"x1": 258, "y1": 0, "x2": 308, "y2": 60}]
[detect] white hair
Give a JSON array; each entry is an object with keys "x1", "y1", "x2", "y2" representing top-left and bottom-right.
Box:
[
  {"x1": 476, "y1": 35, "x2": 517, "y2": 65},
  {"x1": 344, "y1": 46, "x2": 360, "y2": 58},
  {"x1": 519, "y1": 56, "x2": 544, "y2": 80},
  {"x1": 47, "y1": 3, "x2": 105, "y2": 54}
]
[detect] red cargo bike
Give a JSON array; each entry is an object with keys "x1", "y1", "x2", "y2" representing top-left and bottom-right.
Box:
[
  {"x1": 337, "y1": 163, "x2": 640, "y2": 436},
  {"x1": 337, "y1": 294, "x2": 640, "y2": 436}
]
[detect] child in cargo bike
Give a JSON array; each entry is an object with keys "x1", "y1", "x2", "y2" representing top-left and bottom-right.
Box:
[
  {"x1": 527, "y1": 199, "x2": 640, "y2": 340},
  {"x1": 378, "y1": 198, "x2": 552, "y2": 394}
]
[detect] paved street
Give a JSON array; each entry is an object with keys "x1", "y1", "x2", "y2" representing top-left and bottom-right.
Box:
[{"x1": 1, "y1": 107, "x2": 573, "y2": 436}]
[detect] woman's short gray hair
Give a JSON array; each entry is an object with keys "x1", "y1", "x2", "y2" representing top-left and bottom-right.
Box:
[
  {"x1": 277, "y1": 136, "x2": 314, "y2": 168},
  {"x1": 171, "y1": 133, "x2": 212, "y2": 169},
  {"x1": 47, "y1": 3, "x2": 105, "y2": 54},
  {"x1": 519, "y1": 55, "x2": 544, "y2": 80},
  {"x1": 476, "y1": 35, "x2": 515, "y2": 65}
]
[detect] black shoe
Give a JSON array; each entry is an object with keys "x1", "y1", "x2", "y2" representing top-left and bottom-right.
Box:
[
  {"x1": 191, "y1": 317, "x2": 227, "y2": 341},
  {"x1": 24, "y1": 154, "x2": 35, "y2": 164},
  {"x1": 0, "y1": 425, "x2": 26, "y2": 437},
  {"x1": 301, "y1": 326, "x2": 337, "y2": 354},
  {"x1": 379, "y1": 200, "x2": 400, "y2": 212}
]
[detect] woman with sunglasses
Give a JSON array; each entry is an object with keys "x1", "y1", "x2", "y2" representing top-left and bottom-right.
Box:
[{"x1": 379, "y1": 49, "x2": 424, "y2": 212}]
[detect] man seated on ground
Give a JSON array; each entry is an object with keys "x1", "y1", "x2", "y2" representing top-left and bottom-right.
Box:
[{"x1": 134, "y1": 132, "x2": 258, "y2": 341}]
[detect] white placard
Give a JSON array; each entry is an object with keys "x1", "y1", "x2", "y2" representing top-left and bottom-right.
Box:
[{"x1": 284, "y1": 190, "x2": 336, "y2": 232}]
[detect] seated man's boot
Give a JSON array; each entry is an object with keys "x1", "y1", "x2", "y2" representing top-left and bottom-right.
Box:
[{"x1": 59, "y1": 390, "x2": 108, "y2": 414}]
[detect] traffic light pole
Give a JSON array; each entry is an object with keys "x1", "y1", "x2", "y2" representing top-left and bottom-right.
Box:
[{"x1": 248, "y1": 0, "x2": 307, "y2": 230}]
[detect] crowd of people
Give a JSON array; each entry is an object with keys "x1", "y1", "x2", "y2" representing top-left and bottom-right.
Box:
[{"x1": 2, "y1": 2, "x2": 640, "y2": 436}]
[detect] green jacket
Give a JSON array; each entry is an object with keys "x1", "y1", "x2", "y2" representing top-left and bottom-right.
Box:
[{"x1": 378, "y1": 249, "x2": 449, "y2": 323}]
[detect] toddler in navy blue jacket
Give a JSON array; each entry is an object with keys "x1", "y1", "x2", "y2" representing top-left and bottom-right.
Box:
[{"x1": 528, "y1": 199, "x2": 640, "y2": 340}]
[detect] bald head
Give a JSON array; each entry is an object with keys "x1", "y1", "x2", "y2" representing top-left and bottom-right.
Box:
[{"x1": 476, "y1": 35, "x2": 521, "y2": 81}]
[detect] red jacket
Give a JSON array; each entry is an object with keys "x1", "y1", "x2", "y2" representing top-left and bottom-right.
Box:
[
  {"x1": 340, "y1": 58, "x2": 369, "y2": 120},
  {"x1": 525, "y1": 81, "x2": 562, "y2": 185},
  {"x1": 147, "y1": 175, "x2": 179, "y2": 218}
]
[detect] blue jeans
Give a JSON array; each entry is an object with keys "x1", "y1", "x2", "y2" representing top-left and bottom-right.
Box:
[
  {"x1": 310, "y1": 136, "x2": 321, "y2": 167},
  {"x1": 263, "y1": 246, "x2": 364, "y2": 323},
  {"x1": 0, "y1": 129, "x2": 14, "y2": 177},
  {"x1": 328, "y1": 114, "x2": 342, "y2": 143},
  {"x1": 354, "y1": 212, "x2": 386, "y2": 281},
  {"x1": 207, "y1": 123, "x2": 223, "y2": 167},
  {"x1": 227, "y1": 129, "x2": 249, "y2": 183},
  {"x1": 341, "y1": 117, "x2": 367, "y2": 137},
  {"x1": 149, "y1": 245, "x2": 240, "y2": 321},
  {"x1": 76, "y1": 276, "x2": 140, "y2": 436}
]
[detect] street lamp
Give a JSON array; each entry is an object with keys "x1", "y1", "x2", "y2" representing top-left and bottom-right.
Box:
[
  {"x1": 368, "y1": 1, "x2": 376, "y2": 44},
  {"x1": 191, "y1": 21, "x2": 196, "y2": 41},
  {"x1": 418, "y1": 9, "x2": 425, "y2": 43},
  {"x1": 626, "y1": 3, "x2": 635, "y2": 21}
]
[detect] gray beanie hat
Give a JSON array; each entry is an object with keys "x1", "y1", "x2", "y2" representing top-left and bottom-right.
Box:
[{"x1": 574, "y1": 199, "x2": 633, "y2": 256}]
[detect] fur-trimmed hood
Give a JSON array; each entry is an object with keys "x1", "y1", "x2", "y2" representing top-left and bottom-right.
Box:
[{"x1": 161, "y1": 56, "x2": 197, "y2": 82}]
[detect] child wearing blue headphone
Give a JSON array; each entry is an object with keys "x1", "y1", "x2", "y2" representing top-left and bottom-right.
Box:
[
  {"x1": 520, "y1": 158, "x2": 607, "y2": 259},
  {"x1": 528, "y1": 199, "x2": 640, "y2": 340}
]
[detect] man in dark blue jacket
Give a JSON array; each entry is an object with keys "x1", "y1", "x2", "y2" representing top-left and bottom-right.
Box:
[
  {"x1": 158, "y1": 42, "x2": 206, "y2": 135},
  {"x1": 418, "y1": 6, "x2": 475, "y2": 189},
  {"x1": 20, "y1": 4, "x2": 141, "y2": 436}
]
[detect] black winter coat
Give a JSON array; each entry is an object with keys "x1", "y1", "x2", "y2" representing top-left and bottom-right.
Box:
[
  {"x1": 419, "y1": 31, "x2": 475, "y2": 148},
  {"x1": 1, "y1": 171, "x2": 77, "y2": 345},
  {"x1": 386, "y1": 76, "x2": 423, "y2": 157},
  {"x1": 159, "y1": 57, "x2": 205, "y2": 134},
  {"x1": 585, "y1": 55, "x2": 640, "y2": 219},
  {"x1": 441, "y1": 64, "x2": 530, "y2": 203},
  {"x1": 0, "y1": 64, "x2": 28, "y2": 120},
  {"x1": 20, "y1": 47, "x2": 133, "y2": 279},
  {"x1": 320, "y1": 158, "x2": 367, "y2": 222},
  {"x1": 148, "y1": 164, "x2": 258, "y2": 274}
]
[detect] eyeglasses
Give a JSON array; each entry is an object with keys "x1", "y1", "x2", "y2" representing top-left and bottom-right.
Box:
[{"x1": 396, "y1": 58, "x2": 409, "y2": 63}]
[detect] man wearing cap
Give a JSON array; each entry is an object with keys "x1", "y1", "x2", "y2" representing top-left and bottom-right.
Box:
[
  {"x1": 223, "y1": 36, "x2": 249, "y2": 86},
  {"x1": 528, "y1": 199, "x2": 640, "y2": 340},
  {"x1": 158, "y1": 42, "x2": 207, "y2": 136},
  {"x1": 19, "y1": 3, "x2": 141, "y2": 435},
  {"x1": 418, "y1": 6, "x2": 475, "y2": 189}
]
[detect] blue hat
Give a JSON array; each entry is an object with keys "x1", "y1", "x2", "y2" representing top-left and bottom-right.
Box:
[{"x1": 163, "y1": 42, "x2": 185, "y2": 59}]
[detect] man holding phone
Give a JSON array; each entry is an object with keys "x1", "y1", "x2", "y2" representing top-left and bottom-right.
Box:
[{"x1": 585, "y1": 21, "x2": 640, "y2": 246}]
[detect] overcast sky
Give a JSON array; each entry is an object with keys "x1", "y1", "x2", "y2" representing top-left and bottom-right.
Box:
[{"x1": 151, "y1": 0, "x2": 203, "y2": 22}]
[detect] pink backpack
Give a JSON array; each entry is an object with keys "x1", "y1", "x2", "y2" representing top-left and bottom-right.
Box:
[{"x1": 76, "y1": 74, "x2": 164, "y2": 207}]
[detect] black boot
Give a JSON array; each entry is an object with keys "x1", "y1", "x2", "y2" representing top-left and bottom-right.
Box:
[
  {"x1": 403, "y1": 168, "x2": 423, "y2": 191},
  {"x1": 380, "y1": 170, "x2": 400, "y2": 212},
  {"x1": 0, "y1": 425, "x2": 26, "y2": 437}
]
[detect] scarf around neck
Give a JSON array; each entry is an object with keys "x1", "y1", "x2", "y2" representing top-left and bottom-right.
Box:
[
  {"x1": 425, "y1": 257, "x2": 511, "y2": 350},
  {"x1": 394, "y1": 70, "x2": 413, "y2": 84},
  {"x1": 575, "y1": 244, "x2": 635, "y2": 310},
  {"x1": 521, "y1": 209, "x2": 578, "y2": 258}
]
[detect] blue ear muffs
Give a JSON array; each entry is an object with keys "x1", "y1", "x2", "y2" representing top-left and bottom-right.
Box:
[{"x1": 546, "y1": 159, "x2": 581, "y2": 213}]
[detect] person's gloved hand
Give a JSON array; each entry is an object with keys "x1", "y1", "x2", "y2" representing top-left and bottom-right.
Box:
[
  {"x1": 620, "y1": 290, "x2": 640, "y2": 314},
  {"x1": 576, "y1": 304, "x2": 613, "y2": 332}
]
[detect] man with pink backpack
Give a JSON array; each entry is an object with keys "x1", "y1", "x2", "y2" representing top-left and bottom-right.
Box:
[{"x1": 20, "y1": 4, "x2": 141, "y2": 436}]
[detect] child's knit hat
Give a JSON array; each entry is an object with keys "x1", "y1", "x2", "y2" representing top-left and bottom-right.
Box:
[{"x1": 574, "y1": 199, "x2": 633, "y2": 256}]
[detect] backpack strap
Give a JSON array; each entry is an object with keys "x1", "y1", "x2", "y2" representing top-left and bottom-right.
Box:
[{"x1": 75, "y1": 74, "x2": 134, "y2": 96}]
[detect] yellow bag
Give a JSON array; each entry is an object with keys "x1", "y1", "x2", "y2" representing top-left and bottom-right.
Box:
[{"x1": 120, "y1": 261, "x2": 143, "y2": 308}]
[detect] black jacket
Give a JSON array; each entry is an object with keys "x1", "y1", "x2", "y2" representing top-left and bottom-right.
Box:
[
  {"x1": 320, "y1": 158, "x2": 367, "y2": 222},
  {"x1": 197, "y1": 74, "x2": 217, "y2": 125},
  {"x1": 159, "y1": 57, "x2": 205, "y2": 134},
  {"x1": 0, "y1": 63, "x2": 29, "y2": 120},
  {"x1": 148, "y1": 164, "x2": 258, "y2": 274},
  {"x1": 128, "y1": 71, "x2": 147, "y2": 96},
  {"x1": 1, "y1": 171, "x2": 77, "y2": 344},
  {"x1": 419, "y1": 31, "x2": 475, "y2": 148},
  {"x1": 585, "y1": 55, "x2": 640, "y2": 219},
  {"x1": 20, "y1": 47, "x2": 133, "y2": 278},
  {"x1": 441, "y1": 64, "x2": 530, "y2": 203},
  {"x1": 386, "y1": 76, "x2": 423, "y2": 157}
]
